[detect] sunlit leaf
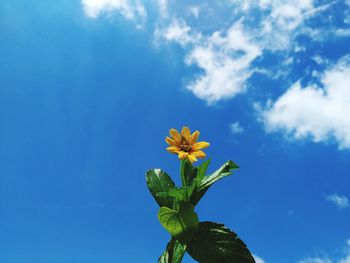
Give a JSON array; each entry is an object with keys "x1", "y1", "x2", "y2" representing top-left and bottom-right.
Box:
[{"x1": 158, "y1": 201, "x2": 199, "y2": 244}]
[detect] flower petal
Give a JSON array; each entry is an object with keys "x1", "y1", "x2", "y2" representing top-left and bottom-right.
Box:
[
  {"x1": 166, "y1": 146, "x2": 180, "y2": 154},
  {"x1": 191, "y1": 150, "x2": 206, "y2": 159},
  {"x1": 187, "y1": 154, "x2": 198, "y2": 163},
  {"x1": 189, "y1": 130, "x2": 200, "y2": 145},
  {"x1": 165, "y1": 136, "x2": 177, "y2": 146},
  {"x1": 181, "y1": 127, "x2": 191, "y2": 141},
  {"x1": 192, "y1": 141, "x2": 210, "y2": 151},
  {"x1": 178, "y1": 151, "x2": 188, "y2": 160},
  {"x1": 169, "y1": 128, "x2": 181, "y2": 144}
]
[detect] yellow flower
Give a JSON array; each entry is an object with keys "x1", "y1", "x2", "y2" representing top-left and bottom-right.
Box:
[{"x1": 165, "y1": 127, "x2": 210, "y2": 163}]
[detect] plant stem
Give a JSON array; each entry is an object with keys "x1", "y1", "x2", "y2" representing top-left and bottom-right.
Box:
[{"x1": 180, "y1": 160, "x2": 186, "y2": 187}]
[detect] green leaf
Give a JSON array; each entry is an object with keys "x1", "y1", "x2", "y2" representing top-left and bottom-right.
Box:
[
  {"x1": 146, "y1": 169, "x2": 176, "y2": 208},
  {"x1": 158, "y1": 201, "x2": 199, "y2": 244},
  {"x1": 158, "y1": 238, "x2": 186, "y2": 263},
  {"x1": 157, "y1": 187, "x2": 195, "y2": 202},
  {"x1": 197, "y1": 160, "x2": 239, "y2": 191},
  {"x1": 186, "y1": 221, "x2": 255, "y2": 263},
  {"x1": 180, "y1": 159, "x2": 198, "y2": 187},
  {"x1": 196, "y1": 159, "x2": 211, "y2": 183},
  {"x1": 191, "y1": 160, "x2": 239, "y2": 205}
]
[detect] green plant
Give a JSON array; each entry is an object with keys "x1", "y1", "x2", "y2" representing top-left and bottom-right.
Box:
[{"x1": 146, "y1": 127, "x2": 255, "y2": 263}]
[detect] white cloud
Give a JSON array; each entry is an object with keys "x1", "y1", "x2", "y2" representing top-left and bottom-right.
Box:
[
  {"x1": 339, "y1": 240, "x2": 350, "y2": 263},
  {"x1": 154, "y1": 1, "x2": 337, "y2": 103},
  {"x1": 261, "y1": 56, "x2": 350, "y2": 149},
  {"x1": 81, "y1": 0, "x2": 146, "y2": 21},
  {"x1": 345, "y1": 16, "x2": 350, "y2": 25},
  {"x1": 253, "y1": 254, "x2": 266, "y2": 263},
  {"x1": 81, "y1": 0, "x2": 347, "y2": 108},
  {"x1": 299, "y1": 258, "x2": 332, "y2": 263},
  {"x1": 188, "y1": 6, "x2": 200, "y2": 18},
  {"x1": 259, "y1": 0, "x2": 314, "y2": 50},
  {"x1": 339, "y1": 239, "x2": 350, "y2": 263},
  {"x1": 230, "y1": 122, "x2": 244, "y2": 134},
  {"x1": 335, "y1": 29, "x2": 350, "y2": 37},
  {"x1": 157, "y1": 20, "x2": 261, "y2": 104},
  {"x1": 326, "y1": 194, "x2": 349, "y2": 209},
  {"x1": 184, "y1": 22, "x2": 261, "y2": 104},
  {"x1": 228, "y1": 0, "x2": 331, "y2": 51},
  {"x1": 155, "y1": 19, "x2": 199, "y2": 46},
  {"x1": 300, "y1": 240, "x2": 350, "y2": 263},
  {"x1": 157, "y1": 0, "x2": 168, "y2": 18},
  {"x1": 312, "y1": 55, "x2": 328, "y2": 65},
  {"x1": 340, "y1": 255, "x2": 350, "y2": 263}
]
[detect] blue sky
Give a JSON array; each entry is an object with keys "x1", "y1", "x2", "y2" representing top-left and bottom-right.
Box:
[{"x1": 1, "y1": 0, "x2": 350, "y2": 262}]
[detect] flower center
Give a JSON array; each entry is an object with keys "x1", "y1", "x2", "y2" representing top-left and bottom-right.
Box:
[{"x1": 180, "y1": 136, "x2": 192, "y2": 152}]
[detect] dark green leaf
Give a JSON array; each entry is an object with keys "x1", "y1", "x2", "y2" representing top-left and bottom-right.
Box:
[
  {"x1": 186, "y1": 221, "x2": 255, "y2": 263},
  {"x1": 180, "y1": 159, "x2": 198, "y2": 187},
  {"x1": 158, "y1": 238, "x2": 186, "y2": 263},
  {"x1": 191, "y1": 160, "x2": 239, "y2": 205},
  {"x1": 146, "y1": 169, "x2": 176, "y2": 208},
  {"x1": 158, "y1": 201, "x2": 199, "y2": 244}
]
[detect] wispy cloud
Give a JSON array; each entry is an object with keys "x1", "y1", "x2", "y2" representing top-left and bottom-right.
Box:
[
  {"x1": 155, "y1": 19, "x2": 198, "y2": 46},
  {"x1": 81, "y1": 0, "x2": 350, "y2": 150},
  {"x1": 156, "y1": 19, "x2": 261, "y2": 104},
  {"x1": 261, "y1": 55, "x2": 350, "y2": 150},
  {"x1": 81, "y1": 0, "x2": 146, "y2": 23},
  {"x1": 185, "y1": 22, "x2": 261, "y2": 104},
  {"x1": 81, "y1": 1, "x2": 346, "y2": 106},
  {"x1": 156, "y1": 0, "x2": 168, "y2": 18},
  {"x1": 254, "y1": 0, "x2": 316, "y2": 51},
  {"x1": 153, "y1": 1, "x2": 340, "y2": 104},
  {"x1": 339, "y1": 239, "x2": 350, "y2": 263},
  {"x1": 326, "y1": 194, "x2": 349, "y2": 209},
  {"x1": 188, "y1": 5, "x2": 200, "y2": 18},
  {"x1": 299, "y1": 239, "x2": 350, "y2": 263},
  {"x1": 230, "y1": 122, "x2": 244, "y2": 134},
  {"x1": 299, "y1": 258, "x2": 332, "y2": 263}
]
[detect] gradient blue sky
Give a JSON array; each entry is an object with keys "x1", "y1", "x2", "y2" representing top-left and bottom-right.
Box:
[{"x1": 1, "y1": 1, "x2": 350, "y2": 263}]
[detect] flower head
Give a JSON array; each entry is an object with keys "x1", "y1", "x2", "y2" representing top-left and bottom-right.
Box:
[{"x1": 165, "y1": 127, "x2": 210, "y2": 163}]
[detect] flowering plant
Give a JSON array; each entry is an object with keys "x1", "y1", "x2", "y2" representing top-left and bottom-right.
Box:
[{"x1": 146, "y1": 127, "x2": 255, "y2": 263}]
